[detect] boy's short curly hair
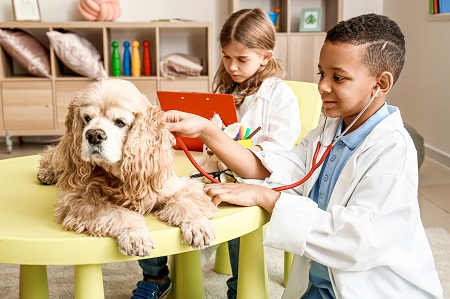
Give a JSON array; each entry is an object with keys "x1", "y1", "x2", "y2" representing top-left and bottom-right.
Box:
[{"x1": 326, "y1": 13, "x2": 405, "y2": 84}]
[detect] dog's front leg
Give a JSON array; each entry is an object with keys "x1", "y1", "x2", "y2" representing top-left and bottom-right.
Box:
[
  {"x1": 156, "y1": 181, "x2": 217, "y2": 249},
  {"x1": 56, "y1": 193, "x2": 154, "y2": 257}
]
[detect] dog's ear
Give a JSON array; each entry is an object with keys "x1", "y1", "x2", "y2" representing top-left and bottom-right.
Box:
[
  {"x1": 55, "y1": 98, "x2": 94, "y2": 190},
  {"x1": 121, "y1": 103, "x2": 176, "y2": 203}
]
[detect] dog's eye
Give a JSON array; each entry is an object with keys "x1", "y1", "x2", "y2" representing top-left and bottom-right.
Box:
[
  {"x1": 84, "y1": 115, "x2": 91, "y2": 123},
  {"x1": 114, "y1": 119, "x2": 126, "y2": 127}
]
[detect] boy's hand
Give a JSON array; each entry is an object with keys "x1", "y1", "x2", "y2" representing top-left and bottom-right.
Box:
[{"x1": 204, "y1": 183, "x2": 280, "y2": 214}]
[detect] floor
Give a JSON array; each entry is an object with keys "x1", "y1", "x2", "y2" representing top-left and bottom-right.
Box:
[{"x1": 1, "y1": 139, "x2": 449, "y2": 233}]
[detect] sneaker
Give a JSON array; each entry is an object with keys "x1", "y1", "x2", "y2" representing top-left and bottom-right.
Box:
[{"x1": 131, "y1": 277, "x2": 172, "y2": 299}]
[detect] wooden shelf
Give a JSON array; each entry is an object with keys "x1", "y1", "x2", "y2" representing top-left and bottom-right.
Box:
[
  {"x1": 0, "y1": 21, "x2": 214, "y2": 137},
  {"x1": 230, "y1": 0, "x2": 342, "y2": 82}
]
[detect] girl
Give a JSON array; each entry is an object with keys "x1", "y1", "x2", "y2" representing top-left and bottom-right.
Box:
[{"x1": 131, "y1": 8, "x2": 301, "y2": 299}]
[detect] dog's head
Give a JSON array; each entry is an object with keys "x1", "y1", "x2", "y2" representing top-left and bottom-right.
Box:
[{"x1": 57, "y1": 78, "x2": 176, "y2": 200}]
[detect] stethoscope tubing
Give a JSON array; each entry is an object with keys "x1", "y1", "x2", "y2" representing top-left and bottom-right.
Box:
[{"x1": 177, "y1": 87, "x2": 381, "y2": 191}]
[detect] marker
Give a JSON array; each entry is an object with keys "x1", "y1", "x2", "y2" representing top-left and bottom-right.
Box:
[
  {"x1": 246, "y1": 126, "x2": 261, "y2": 139},
  {"x1": 243, "y1": 128, "x2": 251, "y2": 139},
  {"x1": 239, "y1": 125, "x2": 245, "y2": 141}
]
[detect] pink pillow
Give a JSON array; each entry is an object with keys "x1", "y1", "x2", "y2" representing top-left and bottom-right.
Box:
[
  {"x1": 46, "y1": 31, "x2": 107, "y2": 78},
  {"x1": 0, "y1": 29, "x2": 51, "y2": 78}
]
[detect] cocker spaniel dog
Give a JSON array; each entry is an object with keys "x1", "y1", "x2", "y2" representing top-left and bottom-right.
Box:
[{"x1": 37, "y1": 78, "x2": 217, "y2": 256}]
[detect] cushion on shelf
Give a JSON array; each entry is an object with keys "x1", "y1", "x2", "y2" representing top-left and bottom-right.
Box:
[
  {"x1": 0, "y1": 29, "x2": 51, "y2": 78},
  {"x1": 46, "y1": 31, "x2": 107, "y2": 78}
]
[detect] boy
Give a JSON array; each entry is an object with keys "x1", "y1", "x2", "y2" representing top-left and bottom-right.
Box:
[{"x1": 164, "y1": 14, "x2": 443, "y2": 299}]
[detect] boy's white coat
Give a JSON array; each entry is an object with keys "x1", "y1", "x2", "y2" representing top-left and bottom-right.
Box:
[{"x1": 256, "y1": 107, "x2": 443, "y2": 299}]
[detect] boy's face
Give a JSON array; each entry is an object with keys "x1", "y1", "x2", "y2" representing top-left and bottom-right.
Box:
[
  {"x1": 221, "y1": 41, "x2": 272, "y2": 84},
  {"x1": 318, "y1": 42, "x2": 381, "y2": 128}
]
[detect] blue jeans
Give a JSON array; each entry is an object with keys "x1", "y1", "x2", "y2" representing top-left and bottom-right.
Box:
[
  {"x1": 138, "y1": 256, "x2": 169, "y2": 280},
  {"x1": 227, "y1": 237, "x2": 240, "y2": 299}
]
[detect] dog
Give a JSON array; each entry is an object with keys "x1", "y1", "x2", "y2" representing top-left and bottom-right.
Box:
[{"x1": 37, "y1": 78, "x2": 217, "y2": 257}]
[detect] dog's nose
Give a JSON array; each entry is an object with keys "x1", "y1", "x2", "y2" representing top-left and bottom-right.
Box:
[{"x1": 85, "y1": 129, "x2": 107, "y2": 145}]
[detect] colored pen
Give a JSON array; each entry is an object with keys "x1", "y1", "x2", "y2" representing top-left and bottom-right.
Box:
[
  {"x1": 239, "y1": 125, "x2": 245, "y2": 141},
  {"x1": 243, "y1": 128, "x2": 251, "y2": 139},
  {"x1": 246, "y1": 126, "x2": 261, "y2": 139}
]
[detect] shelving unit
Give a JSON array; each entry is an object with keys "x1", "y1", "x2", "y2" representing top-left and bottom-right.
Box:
[
  {"x1": 230, "y1": 0, "x2": 342, "y2": 82},
  {"x1": 0, "y1": 21, "x2": 214, "y2": 139}
]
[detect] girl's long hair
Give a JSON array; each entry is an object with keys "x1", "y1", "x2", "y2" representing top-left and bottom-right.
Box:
[{"x1": 213, "y1": 8, "x2": 285, "y2": 107}]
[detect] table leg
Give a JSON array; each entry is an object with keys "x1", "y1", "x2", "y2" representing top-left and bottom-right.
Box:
[
  {"x1": 284, "y1": 251, "x2": 294, "y2": 286},
  {"x1": 237, "y1": 226, "x2": 270, "y2": 299},
  {"x1": 214, "y1": 242, "x2": 232, "y2": 274},
  {"x1": 19, "y1": 265, "x2": 49, "y2": 299},
  {"x1": 74, "y1": 264, "x2": 104, "y2": 299},
  {"x1": 170, "y1": 250, "x2": 205, "y2": 299}
]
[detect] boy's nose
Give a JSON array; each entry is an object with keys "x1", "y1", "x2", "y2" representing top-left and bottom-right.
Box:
[{"x1": 318, "y1": 80, "x2": 331, "y2": 96}]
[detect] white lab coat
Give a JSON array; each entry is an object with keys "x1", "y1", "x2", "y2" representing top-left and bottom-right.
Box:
[
  {"x1": 238, "y1": 77, "x2": 300, "y2": 151},
  {"x1": 257, "y1": 106, "x2": 443, "y2": 299}
]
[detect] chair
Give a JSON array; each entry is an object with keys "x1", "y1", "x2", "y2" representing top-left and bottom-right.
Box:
[{"x1": 214, "y1": 80, "x2": 323, "y2": 285}]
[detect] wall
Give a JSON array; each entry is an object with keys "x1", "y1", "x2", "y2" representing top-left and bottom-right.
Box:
[
  {"x1": 383, "y1": 1, "x2": 450, "y2": 167},
  {"x1": 1, "y1": 0, "x2": 449, "y2": 166},
  {"x1": 339, "y1": 0, "x2": 450, "y2": 168},
  {"x1": 0, "y1": 0, "x2": 230, "y2": 70}
]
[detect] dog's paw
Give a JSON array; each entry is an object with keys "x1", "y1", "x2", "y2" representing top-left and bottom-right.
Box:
[
  {"x1": 117, "y1": 230, "x2": 154, "y2": 257},
  {"x1": 37, "y1": 168, "x2": 57, "y2": 185},
  {"x1": 180, "y1": 217, "x2": 216, "y2": 249}
]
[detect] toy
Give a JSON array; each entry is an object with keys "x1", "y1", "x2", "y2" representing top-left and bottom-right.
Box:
[
  {"x1": 142, "y1": 40, "x2": 152, "y2": 76},
  {"x1": 123, "y1": 41, "x2": 131, "y2": 76},
  {"x1": 77, "y1": 0, "x2": 121, "y2": 21},
  {"x1": 191, "y1": 114, "x2": 242, "y2": 183},
  {"x1": 131, "y1": 40, "x2": 141, "y2": 77},
  {"x1": 111, "y1": 41, "x2": 121, "y2": 76}
]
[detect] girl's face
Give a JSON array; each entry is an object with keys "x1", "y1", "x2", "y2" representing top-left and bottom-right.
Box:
[
  {"x1": 221, "y1": 41, "x2": 272, "y2": 84},
  {"x1": 318, "y1": 42, "x2": 382, "y2": 130}
]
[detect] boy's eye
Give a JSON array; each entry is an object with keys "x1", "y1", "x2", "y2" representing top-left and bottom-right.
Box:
[
  {"x1": 239, "y1": 59, "x2": 247, "y2": 63},
  {"x1": 334, "y1": 75, "x2": 344, "y2": 82},
  {"x1": 317, "y1": 72, "x2": 324, "y2": 78}
]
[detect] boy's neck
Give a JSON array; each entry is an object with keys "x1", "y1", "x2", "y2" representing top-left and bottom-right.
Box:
[{"x1": 342, "y1": 100, "x2": 386, "y2": 135}]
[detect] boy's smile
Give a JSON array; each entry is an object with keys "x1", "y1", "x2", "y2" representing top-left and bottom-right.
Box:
[{"x1": 318, "y1": 42, "x2": 384, "y2": 132}]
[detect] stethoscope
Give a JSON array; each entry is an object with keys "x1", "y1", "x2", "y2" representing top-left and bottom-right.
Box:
[{"x1": 176, "y1": 86, "x2": 381, "y2": 192}]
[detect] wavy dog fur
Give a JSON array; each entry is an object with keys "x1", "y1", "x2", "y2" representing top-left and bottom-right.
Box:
[{"x1": 37, "y1": 78, "x2": 217, "y2": 256}]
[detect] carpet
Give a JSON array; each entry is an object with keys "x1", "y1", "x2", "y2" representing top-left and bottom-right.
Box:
[{"x1": 0, "y1": 227, "x2": 448, "y2": 299}]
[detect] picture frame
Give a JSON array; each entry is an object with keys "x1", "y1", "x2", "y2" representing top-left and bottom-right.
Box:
[
  {"x1": 299, "y1": 8, "x2": 322, "y2": 32},
  {"x1": 12, "y1": 0, "x2": 41, "y2": 22}
]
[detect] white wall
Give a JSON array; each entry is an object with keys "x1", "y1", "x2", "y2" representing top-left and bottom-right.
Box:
[
  {"x1": 2, "y1": 0, "x2": 449, "y2": 166},
  {"x1": 382, "y1": 1, "x2": 450, "y2": 167},
  {"x1": 336, "y1": 1, "x2": 450, "y2": 167},
  {"x1": 0, "y1": 0, "x2": 230, "y2": 68}
]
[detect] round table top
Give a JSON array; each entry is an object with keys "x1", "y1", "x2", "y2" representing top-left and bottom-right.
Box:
[{"x1": 0, "y1": 152, "x2": 269, "y2": 265}]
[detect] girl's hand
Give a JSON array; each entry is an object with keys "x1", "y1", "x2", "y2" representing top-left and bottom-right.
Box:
[
  {"x1": 204, "y1": 183, "x2": 280, "y2": 214},
  {"x1": 163, "y1": 110, "x2": 212, "y2": 139}
]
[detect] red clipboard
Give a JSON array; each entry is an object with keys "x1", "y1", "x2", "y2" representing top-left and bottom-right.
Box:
[{"x1": 157, "y1": 90, "x2": 238, "y2": 152}]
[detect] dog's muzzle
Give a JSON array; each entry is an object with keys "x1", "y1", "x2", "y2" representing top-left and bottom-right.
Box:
[{"x1": 86, "y1": 129, "x2": 107, "y2": 145}]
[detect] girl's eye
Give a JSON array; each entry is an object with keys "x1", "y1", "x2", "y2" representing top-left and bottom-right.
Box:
[
  {"x1": 114, "y1": 119, "x2": 126, "y2": 127},
  {"x1": 334, "y1": 75, "x2": 344, "y2": 82},
  {"x1": 239, "y1": 59, "x2": 247, "y2": 63},
  {"x1": 84, "y1": 115, "x2": 91, "y2": 123},
  {"x1": 317, "y1": 72, "x2": 324, "y2": 78}
]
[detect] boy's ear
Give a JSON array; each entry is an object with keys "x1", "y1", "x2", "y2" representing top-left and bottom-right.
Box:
[
  {"x1": 376, "y1": 71, "x2": 394, "y2": 95},
  {"x1": 260, "y1": 50, "x2": 274, "y2": 66}
]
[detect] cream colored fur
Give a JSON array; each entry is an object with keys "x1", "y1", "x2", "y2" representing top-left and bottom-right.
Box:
[{"x1": 37, "y1": 78, "x2": 217, "y2": 256}]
